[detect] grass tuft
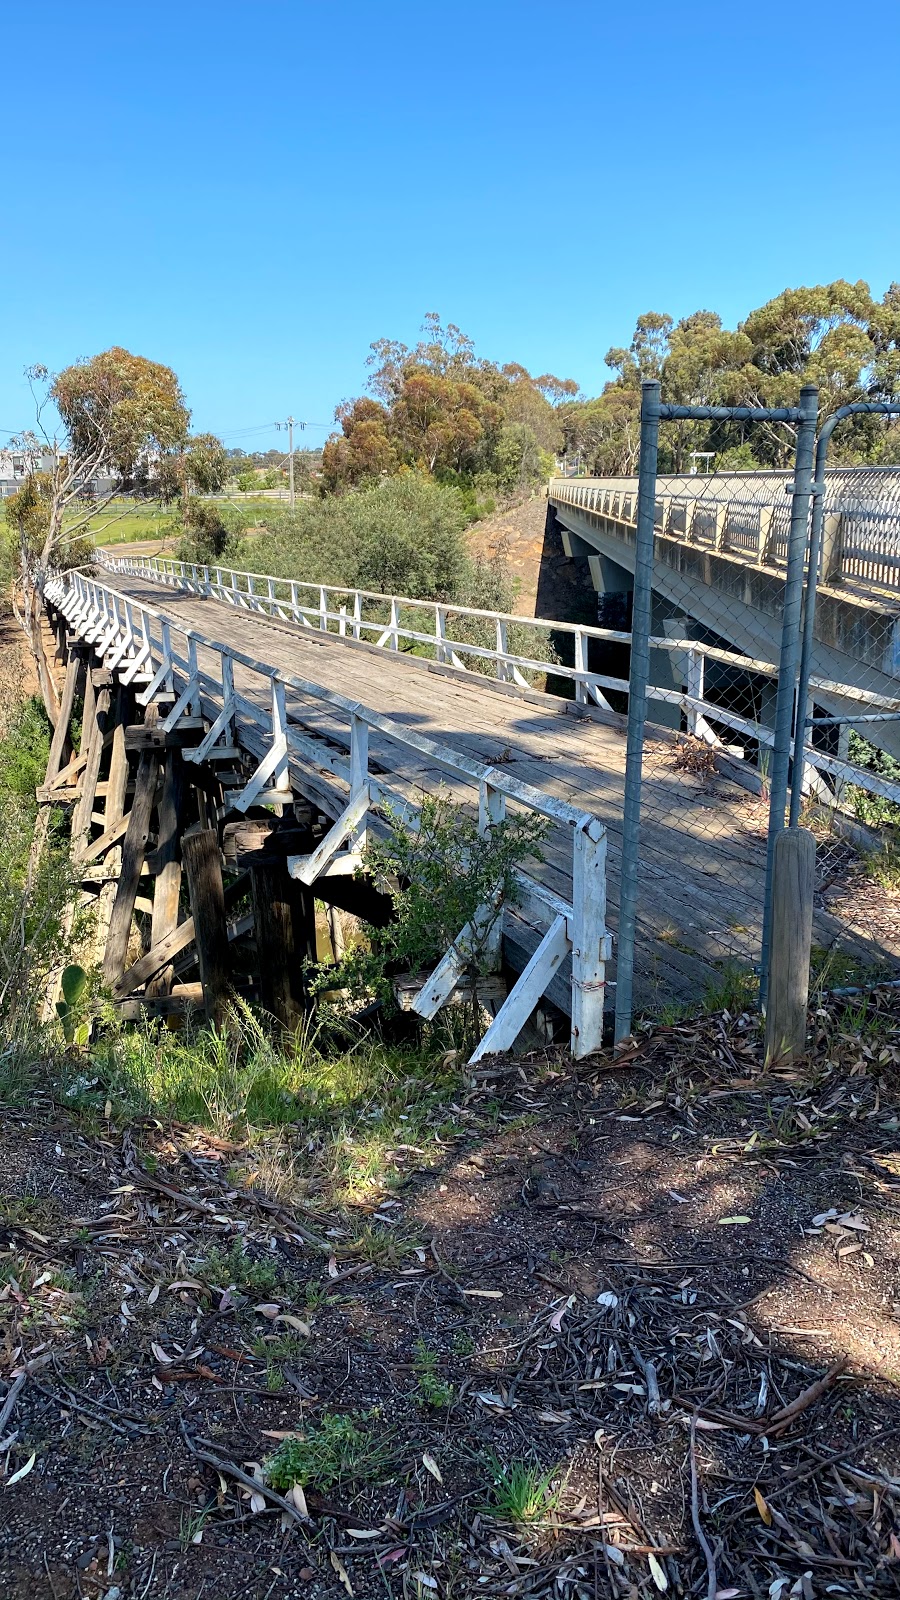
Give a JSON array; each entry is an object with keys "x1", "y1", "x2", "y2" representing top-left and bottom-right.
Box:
[
  {"x1": 264, "y1": 1410, "x2": 393, "y2": 1491},
  {"x1": 483, "y1": 1455, "x2": 562, "y2": 1523}
]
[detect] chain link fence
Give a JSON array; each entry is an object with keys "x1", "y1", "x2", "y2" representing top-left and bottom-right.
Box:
[{"x1": 550, "y1": 394, "x2": 900, "y2": 1035}]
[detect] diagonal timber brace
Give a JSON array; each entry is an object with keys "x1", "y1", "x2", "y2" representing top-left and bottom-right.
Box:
[
  {"x1": 288, "y1": 787, "x2": 369, "y2": 886},
  {"x1": 468, "y1": 913, "x2": 570, "y2": 1063}
]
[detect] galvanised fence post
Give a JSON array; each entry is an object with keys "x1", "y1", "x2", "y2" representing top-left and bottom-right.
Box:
[
  {"x1": 759, "y1": 384, "x2": 819, "y2": 1002},
  {"x1": 614, "y1": 378, "x2": 661, "y2": 1043}
]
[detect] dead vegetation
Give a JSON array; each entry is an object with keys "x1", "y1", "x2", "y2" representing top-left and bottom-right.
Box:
[{"x1": 1, "y1": 990, "x2": 900, "y2": 1597}]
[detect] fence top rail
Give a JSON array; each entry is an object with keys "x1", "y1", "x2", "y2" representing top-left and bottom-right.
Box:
[
  {"x1": 54, "y1": 569, "x2": 600, "y2": 833},
  {"x1": 549, "y1": 469, "x2": 900, "y2": 516},
  {"x1": 94, "y1": 553, "x2": 900, "y2": 713}
]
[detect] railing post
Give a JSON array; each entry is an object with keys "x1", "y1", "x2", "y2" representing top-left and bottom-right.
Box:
[
  {"x1": 272, "y1": 678, "x2": 292, "y2": 795},
  {"x1": 479, "y1": 779, "x2": 506, "y2": 969},
  {"x1": 822, "y1": 511, "x2": 844, "y2": 585},
  {"x1": 389, "y1": 597, "x2": 399, "y2": 650},
  {"x1": 353, "y1": 593, "x2": 362, "y2": 641},
  {"x1": 187, "y1": 638, "x2": 200, "y2": 714},
  {"x1": 162, "y1": 621, "x2": 175, "y2": 697},
  {"x1": 267, "y1": 577, "x2": 276, "y2": 612},
  {"x1": 320, "y1": 587, "x2": 328, "y2": 630},
  {"x1": 758, "y1": 506, "x2": 774, "y2": 565},
  {"x1": 339, "y1": 605, "x2": 347, "y2": 638},
  {"x1": 290, "y1": 580, "x2": 299, "y2": 619},
  {"x1": 574, "y1": 629, "x2": 589, "y2": 705},
  {"x1": 350, "y1": 713, "x2": 369, "y2": 851},
  {"x1": 714, "y1": 504, "x2": 728, "y2": 551},
  {"x1": 686, "y1": 648, "x2": 704, "y2": 736},
  {"x1": 571, "y1": 818, "x2": 608, "y2": 1057},
  {"x1": 436, "y1": 605, "x2": 448, "y2": 664},
  {"x1": 496, "y1": 618, "x2": 510, "y2": 682}
]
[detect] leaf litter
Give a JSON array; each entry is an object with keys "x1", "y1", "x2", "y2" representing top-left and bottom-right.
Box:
[{"x1": 0, "y1": 988, "x2": 899, "y2": 1594}]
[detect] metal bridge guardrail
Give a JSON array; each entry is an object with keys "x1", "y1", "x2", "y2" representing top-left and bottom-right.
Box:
[
  {"x1": 549, "y1": 471, "x2": 900, "y2": 590},
  {"x1": 96, "y1": 551, "x2": 900, "y2": 815},
  {"x1": 48, "y1": 568, "x2": 611, "y2": 1061}
]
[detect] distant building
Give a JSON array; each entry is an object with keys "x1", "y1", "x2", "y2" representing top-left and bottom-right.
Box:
[
  {"x1": 0, "y1": 447, "x2": 55, "y2": 498},
  {"x1": 0, "y1": 448, "x2": 119, "y2": 500}
]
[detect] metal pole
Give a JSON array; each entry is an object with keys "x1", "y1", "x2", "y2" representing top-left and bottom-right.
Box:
[
  {"x1": 614, "y1": 378, "x2": 660, "y2": 1043},
  {"x1": 288, "y1": 415, "x2": 296, "y2": 511},
  {"x1": 760, "y1": 383, "x2": 819, "y2": 1002}
]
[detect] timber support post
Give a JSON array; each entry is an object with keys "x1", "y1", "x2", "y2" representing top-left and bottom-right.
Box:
[
  {"x1": 146, "y1": 751, "x2": 184, "y2": 999},
  {"x1": 102, "y1": 708, "x2": 161, "y2": 988},
  {"x1": 765, "y1": 827, "x2": 816, "y2": 1064},
  {"x1": 250, "y1": 850, "x2": 316, "y2": 1030},
  {"x1": 182, "y1": 829, "x2": 232, "y2": 1027},
  {"x1": 45, "y1": 651, "x2": 86, "y2": 785}
]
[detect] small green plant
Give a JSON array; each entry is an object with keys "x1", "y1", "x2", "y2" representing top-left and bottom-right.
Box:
[
  {"x1": 320, "y1": 793, "x2": 549, "y2": 1044},
  {"x1": 865, "y1": 839, "x2": 900, "y2": 889},
  {"x1": 264, "y1": 1410, "x2": 392, "y2": 1491},
  {"x1": 56, "y1": 964, "x2": 90, "y2": 1046},
  {"x1": 483, "y1": 1455, "x2": 562, "y2": 1523},
  {"x1": 179, "y1": 1504, "x2": 213, "y2": 1549},
  {"x1": 265, "y1": 1360, "x2": 286, "y2": 1392},
  {"x1": 413, "y1": 1341, "x2": 455, "y2": 1409},
  {"x1": 196, "y1": 1239, "x2": 284, "y2": 1295}
]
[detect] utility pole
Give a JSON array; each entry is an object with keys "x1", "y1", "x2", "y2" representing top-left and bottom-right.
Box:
[
  {"x1": 287, "y1": 415, "x2": 295, "y2": 510},
  {"x1": 276, "y1": 416, "x2": 305, "y2": 510}
]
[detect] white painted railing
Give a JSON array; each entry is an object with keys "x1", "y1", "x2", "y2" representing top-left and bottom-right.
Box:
[
  {"x1": 48, "y1": 568, "x2": 611, "y2": 1061},
  {"x1": 550, "y1": 471, "x2": 900, "y2": 588},
  {"x1": 96, "y1": 551, "x2": 900, "y2": 813}
]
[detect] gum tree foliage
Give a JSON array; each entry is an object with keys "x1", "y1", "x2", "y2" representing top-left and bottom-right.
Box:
[
  {"x1": 5, "y1": 349, "x2": 192, "y2": 718},
  {"x1": 238, "y1": 471, "x2": 472, "y2": 599},
  {"x1": 6, "y1": 355, "x2": 230, "y2": 711},
  {"x1": 322, "y1": 314, "x2": 577, "y2": 492},
  {"x1": 560, "y1": 280, "x2": 900, "y2": 474}
]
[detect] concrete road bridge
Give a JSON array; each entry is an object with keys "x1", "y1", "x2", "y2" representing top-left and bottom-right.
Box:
[{"x1": 549, "y1": 468, "x2": 900, "y2": 759}]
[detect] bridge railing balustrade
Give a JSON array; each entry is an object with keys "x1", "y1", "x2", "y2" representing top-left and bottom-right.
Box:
[{"x1": 96, "y1": 550, "x2": 900, "y2": 826}]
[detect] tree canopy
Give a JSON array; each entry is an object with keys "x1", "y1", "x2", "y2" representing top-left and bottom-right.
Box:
[
  {"x1": 561, "y1": 280, "x2": 900, "y2": 472},
  {"x1": 322, "y1": 315, "x2": 572, "y2": 493}
]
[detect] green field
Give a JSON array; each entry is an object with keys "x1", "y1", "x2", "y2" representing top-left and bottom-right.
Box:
[
  {"x1": 63, "y1": 495, "x2": 277, "y2": 549},
  {"x1": 63, "y1": 498, "x2": 178, "y2": 547}
]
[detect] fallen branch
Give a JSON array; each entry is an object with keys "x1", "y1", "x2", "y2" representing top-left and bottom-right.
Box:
[
  {"x1": 690, "y1": 1412, "x2": 718, "y2": 1600},
  {"x1": 0, "y1": 1374, "x2": 26, "y2": 1435},
  {"x1": 179, "y1": 1421, "x2": 310, "y2": 1527},
  {"x1": 768, "y1": 1358, "x2": 848, "y2": 1429}
]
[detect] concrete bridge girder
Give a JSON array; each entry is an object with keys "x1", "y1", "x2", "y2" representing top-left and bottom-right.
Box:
[{"x1": 555, "y1": 499, "x2": 900, "y2": 763}]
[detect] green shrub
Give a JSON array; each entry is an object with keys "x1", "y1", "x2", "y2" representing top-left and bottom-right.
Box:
[{"x1": 321, "y1": 793, "x2": 548, "y2": 1043}]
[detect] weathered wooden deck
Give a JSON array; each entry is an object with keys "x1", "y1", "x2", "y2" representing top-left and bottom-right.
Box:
[{"x1": 98, "y1": 567, "x2": 878, "y2": 1009}]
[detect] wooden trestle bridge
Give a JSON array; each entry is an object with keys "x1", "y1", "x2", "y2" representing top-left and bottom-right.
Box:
[{"x1": 38, "y1": 555, "x2": 887, "y2": 1057}]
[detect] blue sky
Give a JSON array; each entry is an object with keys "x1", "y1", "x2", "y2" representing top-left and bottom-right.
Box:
[{"x1": 2, "y1": 0, "x2": 898, "y2": 452}]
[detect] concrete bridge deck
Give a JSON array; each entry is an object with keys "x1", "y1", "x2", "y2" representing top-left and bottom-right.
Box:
[{"x1": 95, "y1": 564, "x2": 883, "y2": 1011}]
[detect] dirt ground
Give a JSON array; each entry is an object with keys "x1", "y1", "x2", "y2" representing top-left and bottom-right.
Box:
[{"x1": 1, "y1": 995, "x2": 899, "y2": 1600}]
